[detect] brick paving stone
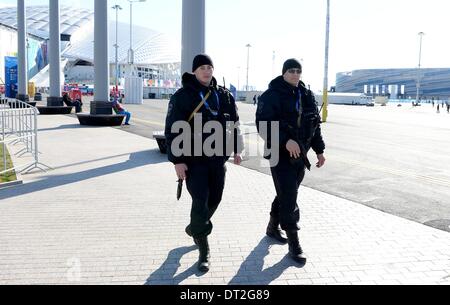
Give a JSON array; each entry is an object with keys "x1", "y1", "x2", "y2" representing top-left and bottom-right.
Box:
[{"x1": 0, "y1": 114, "x2": 449, "y2": 285}]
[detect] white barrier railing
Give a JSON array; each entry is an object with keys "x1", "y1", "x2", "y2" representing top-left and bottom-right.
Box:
[{"x1": 1, "y1": 98, "x2": 51, "y2": 175}]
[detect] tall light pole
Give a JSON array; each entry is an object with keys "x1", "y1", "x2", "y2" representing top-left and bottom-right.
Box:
[
  {"x1": 416, "y1": 32, "x2": 425, "y2": 104},
  {"x1": 112, "y1": 4, "x2": 122, "y2": 94},
  {"x1": 322, "y1": 0, "x2": 331, "y2": 123},
  {"x1": 124, "y1": 0, "x2": 145, "y2": 105},
  {"x1": 246, "y1": 44, "x2": 251, "y2": 91},
  {"x1": 17, "y1": 0, "x2": 28, "y2": 102},
  {"x1": 127, "y1": 0, "x2": 146, "y2": 67}
]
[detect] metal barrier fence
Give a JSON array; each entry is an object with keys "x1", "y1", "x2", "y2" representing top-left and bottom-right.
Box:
[{"x1": 1, "y1": 98, "x2": 50, "y2": 176}]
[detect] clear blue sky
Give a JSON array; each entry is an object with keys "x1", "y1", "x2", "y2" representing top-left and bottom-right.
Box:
[{"x1": 2, "y1": 0, "x2": 450, "y2": 91}]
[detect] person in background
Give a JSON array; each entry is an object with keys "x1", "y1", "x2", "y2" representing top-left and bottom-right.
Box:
[
  {"x1": 62, "y1": 92, "x2": 82, "y2": 113},
  {"x1": 112, "y1": 94, "x2": 131, "y2": 125}
]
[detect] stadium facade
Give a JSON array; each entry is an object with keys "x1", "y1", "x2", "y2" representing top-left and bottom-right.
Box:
[
  {"x1": 0, "y1": 5, "x2": 181, "y2": 88},
  {"x1": 336, "y1": 68, "x2": 450, "y2": 99}
]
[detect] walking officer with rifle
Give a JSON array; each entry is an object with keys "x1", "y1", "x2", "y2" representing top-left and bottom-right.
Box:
[{"x1": 256, "y1": 58, "x2": 326, "y2": 264}]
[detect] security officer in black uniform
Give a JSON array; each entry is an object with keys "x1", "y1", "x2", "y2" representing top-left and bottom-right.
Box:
[
  {"x1": 165, "y1": 54, "x2": 243, "y2": 272},
  {"x1": 256, "y1": 58, "x2": 326, "y2": 264}
]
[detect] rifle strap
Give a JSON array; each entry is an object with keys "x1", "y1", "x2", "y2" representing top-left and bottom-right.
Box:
[{"x1": 188, "y1": 91, "x2": 211, "y2": 123}]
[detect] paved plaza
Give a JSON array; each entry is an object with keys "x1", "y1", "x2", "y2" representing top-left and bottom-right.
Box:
[{"x1": 0, "y1": 114, "x2": 449, "y2": 285}]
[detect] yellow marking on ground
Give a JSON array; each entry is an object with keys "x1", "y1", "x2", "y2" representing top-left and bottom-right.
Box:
[{"x1": 132, "y1": 117, "x2": 165, "y2": 127}]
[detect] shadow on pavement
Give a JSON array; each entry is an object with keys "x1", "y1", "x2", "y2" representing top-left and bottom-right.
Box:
[
  {"x1": 0, "y1": 150, "x2": 166, "y2": 201},
  {"x1": 145, "y1": 245, "x2": 204, "y2": 285},
  {"x1": 37, "y1": 124, "x2": 92, "y2": 132},
  {"x1": 228, "y1": 237, "x2": 304, "y2": 285},
  {"x1": 50, "y1": 149, "x2": 165, "y2": 171}
]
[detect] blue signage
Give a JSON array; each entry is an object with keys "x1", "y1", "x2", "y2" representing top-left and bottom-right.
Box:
[{"x1": 5, "y1": 56, "x2": 18, "y2": 98}]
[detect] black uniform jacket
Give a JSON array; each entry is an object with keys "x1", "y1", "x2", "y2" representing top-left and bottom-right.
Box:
[
  {"x1": 256, "y1": 76, "x2": 325, "y2": 160},
  {"x1": 165, "y1": 73, "x2": 243, "y2": 164}
]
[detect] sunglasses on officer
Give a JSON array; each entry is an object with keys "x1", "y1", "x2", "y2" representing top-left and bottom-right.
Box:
[{"x1": 287, "y1": 68, "x2": 302, "y2": 74}]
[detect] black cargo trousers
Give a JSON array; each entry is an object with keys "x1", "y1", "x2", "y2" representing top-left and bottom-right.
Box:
[
  {"x1": 270, "y1": 157, "x2": 306, "y2": 232},
  {"x1": 185, "y1": 158, "x2": 226, "y2": 238}
]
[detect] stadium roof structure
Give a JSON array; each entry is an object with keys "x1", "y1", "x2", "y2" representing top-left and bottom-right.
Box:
[
  {"x1": 0, "y1": 5, "x2": 180, "y2": 65},
  {"x1": 63, "y1": 21, "x2": 179, "y2": 65},
  {"x1": 0, "y1": 5, "x2": 93, "y2": 39}
]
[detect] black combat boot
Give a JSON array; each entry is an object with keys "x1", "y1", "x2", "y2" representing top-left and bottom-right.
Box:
[
  {"x1": 194, "y1": 236, "x2": 210, "y2": 272},
  {"x1": 286, "y1": 230, "x2": 307, "y2": 264},
  {"x1": 266, "y1": 217, "x2": 288, "y2": 244}
]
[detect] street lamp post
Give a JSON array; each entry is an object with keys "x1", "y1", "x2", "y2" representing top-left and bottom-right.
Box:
[
  {"x1": 322, "y1": 0, "x2": 331, "y2": 123},
  {"x1": 124, "y1": 0, "x2": 146, "y2": 105},
  {"x1": 17, "y1": 0, "x2": 28, "y2": 102},
  {"x1": 246, "y1": 44, "x2": 251, "y2": 91},
  {"x1": 127, "y1": 0, "x2": 146, "y2": 67},
  {"x1": 416, "y1": 32, "x2": 425, "y2": 104},
  {"x1": 112, "y1": 4, "x2": 122, "y2": 94}
]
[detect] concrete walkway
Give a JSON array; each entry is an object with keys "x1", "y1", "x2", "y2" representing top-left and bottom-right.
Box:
[{"x1": 0, "y1": 114, "x2": 449, "y2": 285}]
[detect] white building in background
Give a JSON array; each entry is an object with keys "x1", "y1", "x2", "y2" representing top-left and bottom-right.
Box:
[
  {"x1": 0, "y1": 5, "x2": 181, "y2": 90},
  {"x1": 336, "y1": 68, "x2": 450, "y2": 99}
]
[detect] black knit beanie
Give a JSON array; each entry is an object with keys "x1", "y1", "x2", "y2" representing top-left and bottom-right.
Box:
[
  {"x1": 192, "y1": 54, "x2": 214, "y2": 72},
  {"x1": 282, "y1": 58, "x2": 302, "y2": 75}
]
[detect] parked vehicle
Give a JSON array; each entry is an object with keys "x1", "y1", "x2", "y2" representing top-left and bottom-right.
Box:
[{"x1": 316, "y1": 93, "x2": 373, "y2": 106}]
